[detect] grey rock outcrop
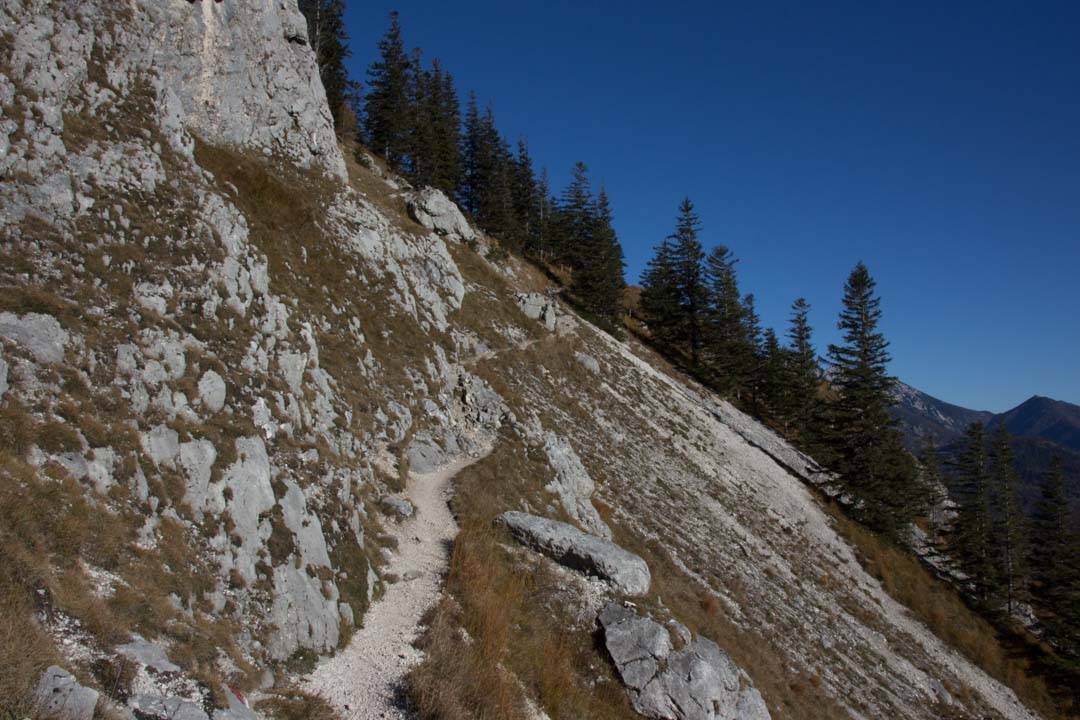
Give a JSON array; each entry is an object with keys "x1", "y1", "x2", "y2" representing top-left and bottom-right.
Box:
[
  {"x1": 0, "y1": 352, "x2": 8, "y2": 398},
  {"x1": 381, "y1": 494, "x2": 415, "y2": 520},
  {"x1": 117, "y1": 634, "x2": 181, "y2": 673},
  {"x1": 0, "y1": 312, "x2": 68, "y2": 364},
  {"x1": 598, "y1": 604, "x2": 771, "y2": 720},
  {"x1": 515, "y1": 292, "x2": 557, "y2": 332},
  {"x1": 130, "y1": 694, "x2": 209, "y2": 720},
  {"x1": 542, "y1": 432, "x2": 611, "y2": 538},
  {"x1": 407, "y1": 187, "x2": 477, "y2": 243},
  {"x1": 34, "y1": 666, "x2": 99, "y2": 720},
  {"x1": 496, "y1": 511, "x2": 650, "y2": 595},
  {"x1": 197, "y1": 369, "x2": 227, "y2": 413}
]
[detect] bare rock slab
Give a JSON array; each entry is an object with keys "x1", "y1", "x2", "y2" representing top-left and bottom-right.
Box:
[
  {"x1": 34, "y1": 666, "x2": 99, "y2": 720},
  {"x1": 599, "y1": 604, "x2": 771, "y2": 720},
  {"x1": 496, "y1": 511, "x2": 650, "y2": 595}
]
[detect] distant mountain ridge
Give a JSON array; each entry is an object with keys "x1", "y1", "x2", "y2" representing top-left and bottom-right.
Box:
[{"x1": 891, "y1": 384, "x2": 1080, "y2": 508}]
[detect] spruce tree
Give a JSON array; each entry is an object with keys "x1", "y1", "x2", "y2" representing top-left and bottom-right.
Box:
[
  {"x1": 512, "y1": 139, "x2": 540, "y2": 250},
  {"x1": 556, "y1": 162, "x2": 595, "y2": 268},
  {"x1": 785, "y1": 298, "x2": 821, "y2": 440},
  {"x1": 364, "y1": 11, "x2": 412, "y2": 169},
  {"x1": 760, "y1": 328, "x2": 789, "y2": 424},
  {"x1": 741, "y1": 293, "x2": 764, "y2": 410},
  {"x1": 640, "y1": 239, "x2": 682, "y2": 348},
  {"x1": 824, "y1": 262, "x2": 918, "y2": 534},
  {"x1": 298, "y1": 0, "x2": 359, "y2": 134},
  {"x1": 459, "y1": 93, "x2": 483, "y2": 215},
  {"x1": 665, "y1": 199, "x2": 708, "y2": 365},
  {"x1": 1029, "y1": 456, "x2": 1074, "y2": 632},
  {"x1": 702, "y1": 245, "x2": 749, "y2": 396},
  {"x1": 988, "y1": 424, "x2": 1029, "y2": 615},
  {"x1": 430, "y1": 63, "x2": 462, "y2": 194},
  {"x1": 572, "y1": 187, "x2": 626, "y2": 331},
  {"x1": 951, "y1": 422, "x2": 997, "y2": 603}
]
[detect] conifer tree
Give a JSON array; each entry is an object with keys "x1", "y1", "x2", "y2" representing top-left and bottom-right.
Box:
[
  {"x1": 785, "y1": 298, "x2": 821, "y2": 439},
  {"x1": 824, "y1": 262, "x2": 918, "y2": 534},
  {"x1": 663, "y1": 199, "x2": 707, "y2": 365},
  {"x1": 951, "y1": 422, "x2": 997, "y2": 603},
  {"x1": 459, "y1": 93, "x2": 483, "y2": 215},
  {"x1": 640, "y1": 239, "x2": 682, "y2": 348},
  {"x1": 430, "y1": 63, "x2": 462, "y2": 193},
  {"x1": 512, "y1": 139, "x2": 540, "y2": 250},
  {"x1": 1029, "y1": 456, "x2": 1080, "y2": 647},
  {"x1": 364, "y1": 11, "x2": 411, "y2": 169},
  {"x1": 556, "y1": 162, "x2": 595, "y2": 268},
  {"x1": 298, "y1": 0, "x2": 360, "y2": 134},
  {"x1": 702, "y1": 245, "x2": 749, "y2": 396},
  {"x1": 988, "y1": 424, "x2": 1029, "y2": 615},
  {"x1": 761, "y1": 328, "x2": 789, "y2": 424},
  {"x1": 571, "y1": 187, "x2": 626, "y2": 330},
  {"x1": 741, "y1": 293, "x2": 764, "y2": 409}
]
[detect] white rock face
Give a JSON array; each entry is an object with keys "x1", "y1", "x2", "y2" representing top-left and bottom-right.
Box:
[
  {"x1": 542, "y1": 432, "x2": 611, "y2": 538},
  {"x1": 407, "y1": 186, "x2": 477, "y2": 243},
  {"x1": 498, "y1": 511, "x2": 650, "y2": 596},
  {"x1": 197, "y1": 370, "x2": 227, "y2": 413},
  {"x1": 141, "y1": 425, "x2": 180, "y2": 468},
  {"x1": 0, "y1": 352, "x2": 7, "y2": 398},
  {"x1": 215, "y1": 437, "x2": 275, "y2": 585},
  {"x1": 179, "y1": 439, "x2": 216, "y2": 518},
  {"x1": 34, "y1": 666, "x2": 99, "y2": 720},
  {"x1": 515, "y1": 292, "x2": 557, "y2": 332},
  {"x1": 0, "y1": 312, "x2": 68, "y2": 364}
]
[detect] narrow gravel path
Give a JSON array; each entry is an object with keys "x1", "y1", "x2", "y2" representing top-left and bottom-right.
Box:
[{"x1": 303, "y1": 453, "x2": 486, "y2": 719}]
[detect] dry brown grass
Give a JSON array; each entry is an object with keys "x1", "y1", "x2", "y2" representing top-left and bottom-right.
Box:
[
  {"x1": 830, "y1": 506, "x2": 1074, "y2": 719},
  {"x1": 408, "y1": 445, "x2": 633, "y2": 720},
  {"x1": 255, "y1": 689, "x2": 340, "y2": 720}
]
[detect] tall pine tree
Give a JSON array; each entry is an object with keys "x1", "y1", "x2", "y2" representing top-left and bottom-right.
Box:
[
  {"x1": 668, "y1": 199, "x2": 708, "y2": 366},
  {"x1": 824, "y1": 262, "x2": 918, "y2": 534},
  {"x1": 298, "y1": 0, "x2": 359, "y2": 135},
  {"x1": 951, "y1": 422, "x2": 997, "y2": 603},
  {"x1": 702, "y1": 245, "x2": 750, "y2": 396},
  {"x1": 364, "y1": 12, "x2": 412, "y2": 169},
  {"x1": 785, "y1": 298, "x2": 821, "y2": 440},
  {"x1": 988, "y1": 424, "x2": 1028, "y2": 615}
]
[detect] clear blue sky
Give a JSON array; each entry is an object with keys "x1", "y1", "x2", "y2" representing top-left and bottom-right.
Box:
[{"x1": 343, "y1": 1, "x2": 1080, "y2": 412}]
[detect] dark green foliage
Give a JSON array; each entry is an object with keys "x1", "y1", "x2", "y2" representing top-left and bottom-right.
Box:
[
  {"x1": 571, "y1": 187, "x2": 626, "y2": 330},
  {"x1": 824, "y1": 262, "x2": 921, "y2": 535},
  {"x1": 298, "y1": 0, "x2": 360, "y2": 134},
  {"x1": 951, "y1": 422, "x2": 997, "y2": 603},
  {"x1": 760, "y1": 328, "x2": 789, "y2": 423},
  {"x1": 919, "y1": 434, "x2": 950, "y2": 538},
  {"x1": 784, "y1": 298, "x2": 822, "y2": 440},
  {"x1": 407, "y1": 54, "x2": 462, "y2": 193},
  {"x1": 988, "y1": 424, "x2": 1029, "y2": 615},
  {"x1": 640, "y1": 238, "x2": 682, "y2": 349},
  {"x1": 1029, "y1": 456, "x2": 1080, "y2": 648},
  {"x1": 364, "y1": 11, "x2": 412, "y2": 169},
  {"x1": 669, "y1": 199, "x2": 708, "y2": 366},
  {"x1": 701, "y1": 245, "x2": 751, "y2": 396}
]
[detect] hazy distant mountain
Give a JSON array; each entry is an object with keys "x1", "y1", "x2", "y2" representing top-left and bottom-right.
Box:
[
  {"x1": 892, "y1": 386, "x2": 1080, "y2": 510},
  {"x1": 988, "y1": 395, "x2": 1080, "y2": 452},
  {"x1": 890, "y1": 381, "x2": 993, "y2": 449}
]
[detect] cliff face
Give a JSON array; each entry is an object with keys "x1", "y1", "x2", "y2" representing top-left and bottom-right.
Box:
[{"x1": 0, "y1": 3, "x2": 1049, "y2": 720}]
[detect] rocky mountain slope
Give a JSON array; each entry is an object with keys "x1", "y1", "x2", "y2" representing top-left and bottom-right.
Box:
[{"x1": 0, "y1": 2, "x2": 1060, "y2": 719}]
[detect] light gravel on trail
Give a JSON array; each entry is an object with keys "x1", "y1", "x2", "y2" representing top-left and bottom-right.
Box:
[{"x1": 303, "y1": 454, "x2": 485, "y2": 719}]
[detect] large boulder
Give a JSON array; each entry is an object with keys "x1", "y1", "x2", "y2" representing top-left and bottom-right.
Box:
[
  {"x1": 598, "y1": 604, "x2": 771, "y2": 720},
  {"x1": 496, "y1": 511, "x2": 650, "y2": 595},
  {"x1": 34, "y1": 666, "x2": 99, "y2": 720},
  {"x1": 407, "y1": 187, "x2": 477, "y2": 243},
  {"x1": 514, "y1": 292, "x2": 557, "y2": 332},
  {"x1": 0, "y1": 311, "x2": 68, "y2": 364}
]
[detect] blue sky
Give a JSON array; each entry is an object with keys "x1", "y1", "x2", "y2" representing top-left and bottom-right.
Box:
[{"x1": 343, "y1": 1, "x2": 1080, "y2": 412}]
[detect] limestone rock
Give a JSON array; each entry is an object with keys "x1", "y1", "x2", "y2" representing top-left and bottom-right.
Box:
[
  {"x1": 407, "y1": 187, "x2": 476, "y2": 243},
  {"x1": 515, "y1": 293, "x2": 557, "y2": 332},
  {"x1": 198, "y1": 370, "x2": 227, "y2": 413},
  {"x1": 34, "y1": 666, "x2": 99, "y2": 720},
  {"x1": 381, "y1": 494, "x2": 415, "y2": 520},
  {"x1": 496, "y1": 511, "x2": 650, "y2": 596},
  {"x1": 598, "y1": 604, "x2": 771, "y2": 720},
  {"x1": 129, "y1": 694, "x2": 209, "y2": 720},
  {"x1": 0, "y1": 311, "x2": 68, "y2": 364},
  {"x1": 141, "y1": 425, "x2": 180, "y2": 468},
  {"x1": 0, "y1": 352, "x2": 8, "y2": 398},
  {"x1": 117, "y1": 634, "x2": 181, "y2": 673},
  {"x1": 542, "y1": 432, "x2": 611, "y2": 538}
]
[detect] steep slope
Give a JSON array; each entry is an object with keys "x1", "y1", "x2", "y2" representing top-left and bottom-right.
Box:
[{"x1": 0, "y1": 2, "x2": 1061, "y2": 720}]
